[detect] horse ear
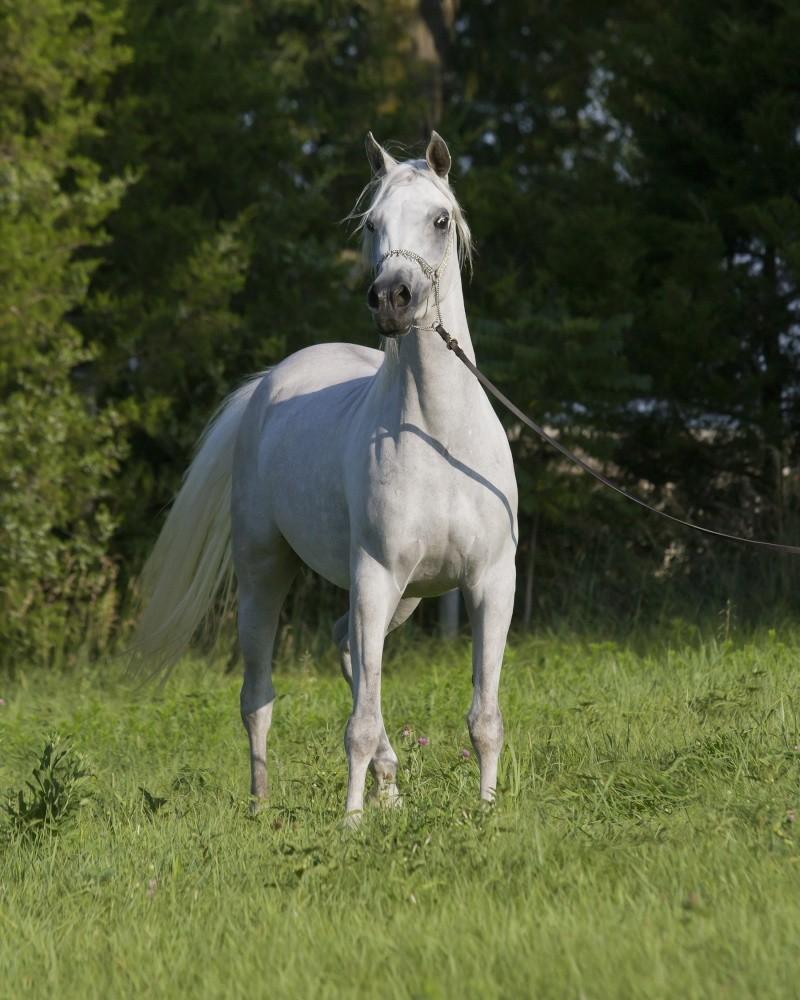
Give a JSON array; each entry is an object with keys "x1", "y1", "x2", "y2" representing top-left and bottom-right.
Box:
[
  {"x1": 425, "y1": 131, "x2": 451, "y2": 179},
  {"x1": 365, "y1": 131, "x2": 396, "y2": 176}
]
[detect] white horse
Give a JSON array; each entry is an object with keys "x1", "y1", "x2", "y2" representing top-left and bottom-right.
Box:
[{"x1": 135, "y1": 132, "x2": 518, "y2": 821}]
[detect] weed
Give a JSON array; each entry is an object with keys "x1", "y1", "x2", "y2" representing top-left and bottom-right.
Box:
[
  {"x1": 139, "y1": 787, "x2": 168, "y2": 817},
  {"x1": 3, "y1": 736, "x2": 92, "y2": 839}
]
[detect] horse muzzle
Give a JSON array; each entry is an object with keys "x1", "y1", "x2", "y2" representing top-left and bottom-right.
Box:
[{"x1": 367, "y1": 271, "x2": 416, "y2": 337}]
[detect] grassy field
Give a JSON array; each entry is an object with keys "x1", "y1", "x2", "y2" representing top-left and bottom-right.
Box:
[{"x1": 1, "y1": 627, "x2": 799, "y2": 999}]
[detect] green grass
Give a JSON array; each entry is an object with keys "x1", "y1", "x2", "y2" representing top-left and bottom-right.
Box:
[{"x1": 1, "y1": 628, "x2": 799, "y2": 999}]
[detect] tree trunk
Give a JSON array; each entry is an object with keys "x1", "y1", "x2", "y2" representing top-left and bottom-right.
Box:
[
  {"x1": 522, "y1": 512, "x2": 539, "y2": 630},
  {"x1": 410, "y1": 0, "x2": 457, "y2": 134},
  {"x1": 439, "y1": 588, "x2": 460, "y2": 637}
]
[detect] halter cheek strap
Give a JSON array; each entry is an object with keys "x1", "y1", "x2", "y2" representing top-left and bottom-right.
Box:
[{"x1": 376, "y1": 226, "x2": 454, "y2": 332}]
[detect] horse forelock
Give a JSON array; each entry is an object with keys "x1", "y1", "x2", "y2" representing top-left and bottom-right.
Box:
[{"x1": 349, "y1": 159, "x2": 473, "y2": 272}]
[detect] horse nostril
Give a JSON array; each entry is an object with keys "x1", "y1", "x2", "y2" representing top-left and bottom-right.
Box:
[
  {"x1": 393, "y1": 283, "x2": 411, "y2": 309},
  {"x1": 367, "y1": 283, "x2": 380, "y2": 311}
]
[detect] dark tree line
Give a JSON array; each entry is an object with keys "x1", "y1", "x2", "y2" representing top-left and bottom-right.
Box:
[{"x1": 3, "y1": 0, "x2": 800, "y2": 665}]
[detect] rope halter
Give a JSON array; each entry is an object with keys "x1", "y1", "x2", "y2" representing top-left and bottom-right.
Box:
[{"x1": 375, "y1": 224, "x2": 454, "y2": 332}]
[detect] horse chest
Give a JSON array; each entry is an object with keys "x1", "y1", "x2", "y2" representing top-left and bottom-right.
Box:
[{"x1": 357, "y1": 431, "x2": 515, "y2": 590}]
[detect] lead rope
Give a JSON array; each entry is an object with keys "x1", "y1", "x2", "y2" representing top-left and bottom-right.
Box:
[
  {"x1": 377, "y1": 236, "x2": 800, "y2": 555},
  {"x1": 434, "y1": 323, "x2": 800, "y2": 557}
]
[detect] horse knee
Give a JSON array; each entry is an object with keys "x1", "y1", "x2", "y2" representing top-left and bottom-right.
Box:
[
  {"x1": 345, "y1": 711, "x2": 382, "y2": 762},
  {"x1": 241, "y1": 699, "x2": 273, "y2": 736},
  {"x1": 467, "y1": 706, "x2": 504, "y2": 759},
  {"x1": 240, "y1": 675, "x2": 275, "y2": 717}
]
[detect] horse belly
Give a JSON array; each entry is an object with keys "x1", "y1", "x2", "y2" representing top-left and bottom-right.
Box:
[
  {"x1": 268, "y1": 438, "x2": 352, "y2": 588},
  {"x1": 235, "y1": 373, "x2": 361, "y2": 590}
]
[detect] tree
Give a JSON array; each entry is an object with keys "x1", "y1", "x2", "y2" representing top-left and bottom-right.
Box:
[
  {"x1": 567, "y1": 0, "x2": 800, "y2": 604},
  {"x1": 601, "y1": 1, "x2": 800, "y2": 509},
  {"x1": 441, "y1": 0, "x2": 800, "y2": 620},
  {"x1": 443, "y1": 1, "x2": 651, "y2": 619},
  {"x1": 82, "y1": 0, "x2": 425, "y2": 632},
  {"x1": 0, "y1": 0, "x2": 129, "y2": 664}
]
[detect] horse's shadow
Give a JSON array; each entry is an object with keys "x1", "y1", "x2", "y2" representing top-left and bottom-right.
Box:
[{"x1": 373, "y1": 420, "x2": 517, "y2": 545}]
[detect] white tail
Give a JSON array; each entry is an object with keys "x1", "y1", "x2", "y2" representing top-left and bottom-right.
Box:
[{"x1": 132, "y1": 376, "x2": 264, "y2": 672}]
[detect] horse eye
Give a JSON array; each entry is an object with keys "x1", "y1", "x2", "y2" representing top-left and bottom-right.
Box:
[
  {"x1": 434, "y1": 213, "x2": 449, "y2": 229},
  {"x1": 365, "y1": 219, "x2": 375, "y2": 232}
]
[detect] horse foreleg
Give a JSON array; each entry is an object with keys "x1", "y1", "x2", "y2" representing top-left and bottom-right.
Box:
[
  {"x1": 333, "y1": 596, "x2": 419, "y2": 806},
  {"x1": 343, "y1": 558, "x2": 400, "y2": 823},
  {"x1": 463, "y1": 557, "x2": 516, "y2": 802}
]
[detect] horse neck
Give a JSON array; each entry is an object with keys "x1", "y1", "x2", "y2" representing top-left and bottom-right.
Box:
[{"x1": 376, "y1": 271, "x2": 478, "y2": 434}]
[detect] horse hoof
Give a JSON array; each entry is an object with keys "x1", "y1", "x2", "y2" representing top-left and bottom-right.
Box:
[
  {"x1": 249, "y1": 795, "x2": 267, "y2": 816},
  {"x1": 342, "y1": 810, "x2": 363, "y2": 830},
  {"x1": 368, "y1": 783, "x2": 403, "y2": 809}
]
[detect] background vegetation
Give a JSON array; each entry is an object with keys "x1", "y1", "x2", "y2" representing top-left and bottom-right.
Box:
[
  {"x1": 3, "y1": 8, "x2": 800, "y2": 994},
  {"x1": 3, "y1": 0, "x2": 800, "y2": 664}
]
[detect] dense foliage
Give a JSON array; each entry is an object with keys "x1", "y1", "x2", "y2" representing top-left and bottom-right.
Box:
[
  {"x1": 0, "y1": 0, "x2": 128, "y2": 662},
  {"x1": 3, "y1": 0, "x2": 800, "y2": 664}
]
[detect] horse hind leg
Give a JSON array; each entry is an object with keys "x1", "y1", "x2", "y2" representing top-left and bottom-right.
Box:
[
  {"x1": 237, "y1": 541, "x2": 298, "y2": 810},
  {"x1": 333, "y1": 596, "x2": 420, "y2": 806}
]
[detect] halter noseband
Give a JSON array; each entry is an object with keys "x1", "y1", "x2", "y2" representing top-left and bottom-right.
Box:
[{"x1": 376, "y1": 225, "x2": 454, "y2": 332}]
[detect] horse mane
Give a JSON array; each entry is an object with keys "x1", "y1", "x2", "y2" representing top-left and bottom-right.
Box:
[{"x1": 348, "y1": 159, "x2": 474, "y2": 273}]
